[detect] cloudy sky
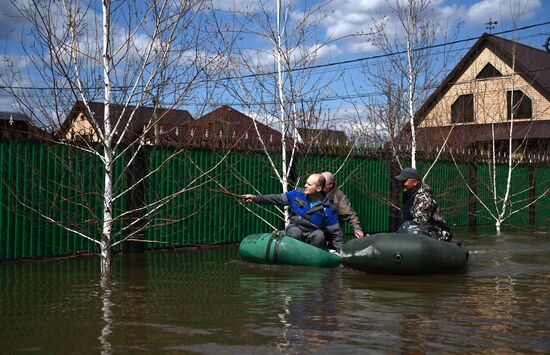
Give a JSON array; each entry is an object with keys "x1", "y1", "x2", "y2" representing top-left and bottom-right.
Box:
[
  {"x1": 0, "y1": 0, "x2": 548, "y2": 117},
  {"x1": 209, "y1": 0, "x2": 546, "y2": 56}
]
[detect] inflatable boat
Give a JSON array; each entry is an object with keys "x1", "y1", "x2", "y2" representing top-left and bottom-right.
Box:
[
  {"x1": 341, "y1": 232, "x2": 468, "y2": 275},
  {"x1": 239, "y1": 233, "x2": 342, "y2": 268}
]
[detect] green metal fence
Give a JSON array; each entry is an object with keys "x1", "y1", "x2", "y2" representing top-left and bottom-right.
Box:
[
  {"x1": 476, "y1": 164, "x2": 531, "y2": 225},
  {"x1": 297, "y1": 155, "x2": 390, "y2": 233},
  {"x1": 535, "y1": 167, "x2": 550, "y2": 228},
  {"x1": 417, "y1": 161, "x2": 471, "y2": 226},
  {"x1": 1, "y1": 141, "x2": 549, "y2": 260}
]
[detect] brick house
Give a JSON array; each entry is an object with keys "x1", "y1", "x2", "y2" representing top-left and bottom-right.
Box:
[{"x1": 414, "y1": 33, "x2": 550, "y2": 154}]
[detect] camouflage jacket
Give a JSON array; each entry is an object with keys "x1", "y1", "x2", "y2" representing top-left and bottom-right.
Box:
[
  {"x1": 327, "y1": 187, "x2": 362, "y2": 232},
  {"x1": 403, "y1": 183, "x2": 448, "y2": 226}
]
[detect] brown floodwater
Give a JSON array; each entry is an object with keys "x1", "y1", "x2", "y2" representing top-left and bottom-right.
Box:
[{"x1": 1, "y1": 232, "x2": 549, "y2": 354}]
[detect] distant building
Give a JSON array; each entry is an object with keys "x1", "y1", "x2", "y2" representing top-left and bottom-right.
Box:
[
  {"x1": 297, "y1": 127, "x2": 349, "y2": 147},
  {"x1": 0, "y1": 111, "x2": 50, "y2": 141},
  {"x1": 187, "y1": 105, "x2": 283, "y2": 151},
  {"x1": 414, "y1": 33, "x2": 550, "y2": 154},
  {"x1": 59, "y1": 101, "x2": 194, "y2": 146}
]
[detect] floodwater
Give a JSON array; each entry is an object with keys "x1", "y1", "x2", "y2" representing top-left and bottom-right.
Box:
[{"x1": 1, "y1": 232, "x2": 550, "y2": 354}]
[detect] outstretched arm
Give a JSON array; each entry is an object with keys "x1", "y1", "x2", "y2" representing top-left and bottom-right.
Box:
[{"x1": 241, "y1": 193, "x2": 289, "y2": 205}]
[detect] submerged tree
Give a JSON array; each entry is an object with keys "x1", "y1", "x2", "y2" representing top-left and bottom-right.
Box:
[{"x1": 1, "y1": 0, "x2": 230, "y2": 273}]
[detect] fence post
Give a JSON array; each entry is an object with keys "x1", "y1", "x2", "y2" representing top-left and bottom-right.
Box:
[
  {"x1": 529, "y1": 165, "x2": 536, "y2": 226},
  {"x1": 123, "y1": 145, "x2": 147, "y2": 253},
  {"x1": 468, "y1": 158, "x2": 477, "y2": 233},
  {"x1": 389, "y1": 161, "x2": 401, "y2": 232}
]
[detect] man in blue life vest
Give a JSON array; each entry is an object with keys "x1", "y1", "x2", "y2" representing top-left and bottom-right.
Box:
[
  {"x1": 241, "y1": 173, "x2": 344, "y2": 251},
  {"x1": 394, "y1": 167, "x2": 453, "y2": 241}
]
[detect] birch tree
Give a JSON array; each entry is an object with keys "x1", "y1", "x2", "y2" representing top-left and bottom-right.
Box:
[
  {"x1": 359, "y1": 0, "x2": 457, "y2": 168},
  {"x1": 216, "y1": 0, "x2": 339, "y2": 224},
  {"x1": 1, "y1": 0, "x2": 229, "y2": 274}
]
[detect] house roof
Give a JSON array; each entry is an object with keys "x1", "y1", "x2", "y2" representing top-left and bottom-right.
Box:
[
  {"x1": 0, "y1": 111, "x2": 32, "y2": 122},
  {"x1": 416, "y1": 33, "x2": 550, "y2": 122},
  {"x1": 297, "y1": 128, "x2": 349, "y2": 145},
  {"x1": 0, "y1": 111, "x2": 52, "y2": 141},
  {"x1": 187, "y1": 105, "x2": 283, "y2": 150},
  {"x1": 416, "y1": 119, "x2": 550, "y2": 149},
  {"x1": 60, "y1": 101, "x2": 194, "y2": 138}
]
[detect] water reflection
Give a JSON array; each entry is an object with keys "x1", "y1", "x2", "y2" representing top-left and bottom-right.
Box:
[
  {"x1": 238, "y1": 265, "x2": 341, "y2": 352},
  {"x1": 0, "y1": 233, "x2": 549, "y2": 353},
  {"x1": 99, "y1": 273, "x2": 113, "y2": 355}
]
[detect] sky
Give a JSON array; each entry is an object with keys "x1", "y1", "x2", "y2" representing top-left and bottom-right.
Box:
[{"x1": 0, "y1": 0, "x2": 548, "y2": 129}]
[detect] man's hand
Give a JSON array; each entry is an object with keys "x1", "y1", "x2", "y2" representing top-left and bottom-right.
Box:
[
  {"x1": 354, "y1": 229, "x2": 364, "y2": 238},
  {"x1": 240, "y1": 194, "x2": 256, "y2": 203}
]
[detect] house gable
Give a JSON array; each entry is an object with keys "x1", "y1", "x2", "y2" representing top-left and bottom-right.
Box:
[
  {"x1": 64, "y1": 112, "x2": 100, "y2": 142},
  {"x1": 418, "y1": 35, "x2": 550, "y2": 128}
]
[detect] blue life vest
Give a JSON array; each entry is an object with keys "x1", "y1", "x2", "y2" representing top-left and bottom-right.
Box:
[{"x1": 285, "y1": 190, "x2": 339, "y2": 228}]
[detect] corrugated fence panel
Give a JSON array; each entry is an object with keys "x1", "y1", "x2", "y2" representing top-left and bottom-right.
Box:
[
  {"x1": 508, "y1": 166, "x2": 530, "y2": 226},
  {"x1": 295, "y1": 154, "x2": 389, "y2": 234},
  {"x1": 417, "y1": 161, "x2": 470, "y2": 226},
  {"x1": 0, "y1": 142, "x2": 104, "y2": 259},
  {"x1": 535, "y1": 167, "x2": 550, "y2": 228},
  {"x1": 477, "y1": 164, "x2": 531, "y2": 226},
  {"x1": 1, "y1": 141, "x2": 549, "y2": 259},
  {"x1": 364, "y1": 158, "x2": 390, "y2": 233},
  {"x1": 144, "y1": 149, "x2": 283, "y2": 248}
]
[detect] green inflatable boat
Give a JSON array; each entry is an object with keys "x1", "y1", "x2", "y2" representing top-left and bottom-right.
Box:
[
  {"x1": 239, "y1": 233, "x2": 342, "y2": 268},
  {"x1": 341, "y1": 233, "x2": 469, "y2": 275}
]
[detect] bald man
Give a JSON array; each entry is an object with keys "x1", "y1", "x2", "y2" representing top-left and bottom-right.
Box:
[
  {"x1": 322, "y1": 172, "x2": 364, "y2": 238},
  {"x1": 242, "y1": 173, "x2": 344, "y2": 251}
]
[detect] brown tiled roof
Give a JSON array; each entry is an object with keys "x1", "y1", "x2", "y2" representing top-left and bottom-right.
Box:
[
  {"x1": 416, "y1": 33, "x2": 550, "y2": 122},
  {"x1": 416, "y1": 119, "x2": 550, "y2": 149},
  {"x1": 183, "y1": 105, "x2": 283, "y2": 150},
  {"x1": 486, "y1": 34, "x2": 550, "y2": 98}
]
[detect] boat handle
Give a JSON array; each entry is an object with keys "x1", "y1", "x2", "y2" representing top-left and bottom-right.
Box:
[{"x1": 394, "y1": 252, "x2": 402, "y2": 264}]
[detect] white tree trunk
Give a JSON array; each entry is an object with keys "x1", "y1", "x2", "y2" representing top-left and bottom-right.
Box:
[
  {"x1": 276, "y1": 0, "x2": 290, "y2": 224},
  {"x1": 101, "y1": 0, "x2": 113, "y2": 274},
  {"x1": 407, "y1": 0, "x2": 417, "y2": 169}
]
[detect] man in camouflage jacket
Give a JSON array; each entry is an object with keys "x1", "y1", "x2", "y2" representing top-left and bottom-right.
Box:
[{"x1": 394, "y1": 168, "x2": 453, "y2": 240}]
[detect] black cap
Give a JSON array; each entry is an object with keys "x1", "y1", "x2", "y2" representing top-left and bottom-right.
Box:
[{"x1": 394, "y1": 167, "x2": 421, "y2": 181}]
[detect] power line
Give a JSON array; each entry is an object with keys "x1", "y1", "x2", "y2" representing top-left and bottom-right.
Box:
[
  {"x1": 5, "y1": 65, "x2": 547, "y2": 109},
  {"x1": 219, "y1": 21, "x2": 550, "y2": 80},
  {"x1": 1, "y1": 20, "x2": 549, "y2": 92}
]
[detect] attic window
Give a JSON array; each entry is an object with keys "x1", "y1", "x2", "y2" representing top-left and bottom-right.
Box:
[
  {"x1": 507, "y1": 90, "x2": 532, "y2": 120},
  {"x1": 451, "y1": 94, "x2": 474, "y2": 123},
  {"x1": 476, "y1": 63, "x2": 502, "y2": 79}
]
